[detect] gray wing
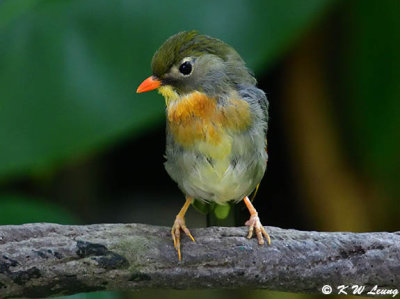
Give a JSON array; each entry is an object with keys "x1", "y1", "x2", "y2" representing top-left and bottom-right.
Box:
[
  {"x1": 237, "y1": 84, "x2": 269, "y2": 138},
  {"x1": 236, "y1": 84, "x2": 269, "y2": 199}
]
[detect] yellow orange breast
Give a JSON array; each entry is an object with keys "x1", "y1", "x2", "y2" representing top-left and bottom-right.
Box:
[{"x1": 167, "y1": 91, "x2": 252, "y2": 151}]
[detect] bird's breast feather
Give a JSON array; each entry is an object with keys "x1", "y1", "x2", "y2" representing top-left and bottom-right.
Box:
[{"x1": 166, "y1": 91, "x2": 252, "y2": 150}]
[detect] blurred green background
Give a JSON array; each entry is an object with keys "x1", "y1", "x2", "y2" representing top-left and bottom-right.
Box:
[{"x1": 1, "y1": 0, "x2": 399, "y2": 298}]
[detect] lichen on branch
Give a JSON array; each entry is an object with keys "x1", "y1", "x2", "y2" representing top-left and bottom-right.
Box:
[{"x1": 0, "y1": 223, "x2": 399, "y2": 298}]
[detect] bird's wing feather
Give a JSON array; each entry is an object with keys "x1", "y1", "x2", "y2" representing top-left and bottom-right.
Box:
[{"x1": 237, "y1": 84, "x2": 269, "y2": 138}]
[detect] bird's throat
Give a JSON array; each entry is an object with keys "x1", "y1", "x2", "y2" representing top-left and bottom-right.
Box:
[{"x1": 158, "y1": 85, "x2": 180, "y2": 106}]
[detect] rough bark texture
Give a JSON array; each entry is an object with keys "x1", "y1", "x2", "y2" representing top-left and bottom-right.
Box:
[{"x1": 0, "y1": 223, "x2": 399, "y2": 298}]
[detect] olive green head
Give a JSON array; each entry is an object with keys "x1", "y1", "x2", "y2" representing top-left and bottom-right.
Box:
[{"x1": 150, "y1": 31, "x2": 256, "y2": 96}]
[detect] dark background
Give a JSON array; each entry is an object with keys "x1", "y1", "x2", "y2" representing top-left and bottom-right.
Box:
[{"x1": 1, "y1": 1, "x2": 399, "y2": 298}]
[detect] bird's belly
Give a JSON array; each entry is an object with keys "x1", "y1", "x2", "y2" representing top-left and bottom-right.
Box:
[
  {"x1": 185, "y1": 157, "x2": 254, "y2": 204},
  {"x1": 165, "y1": 134, "x2": 267, "y2": 204}
]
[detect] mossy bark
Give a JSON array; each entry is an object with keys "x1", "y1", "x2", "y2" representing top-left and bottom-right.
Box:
[{"x1": 0, "y1": 223, "x2": 399, "y2": 298}]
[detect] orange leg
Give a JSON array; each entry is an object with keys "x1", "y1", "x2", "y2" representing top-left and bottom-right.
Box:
[
  {"x1": 244, "y1": 196, "x2": 271, "y2": 245},
  {"x1": 171, "y1": 197, "x2": 195, "y2": 261}
]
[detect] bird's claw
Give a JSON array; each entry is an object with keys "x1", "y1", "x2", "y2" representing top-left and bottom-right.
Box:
[
  {"x1": 171, "y1": 216, "x2": 195, "y2": 261},
  {"x1": 245, "y1": 213, "x2": 271, "y2": 245}
]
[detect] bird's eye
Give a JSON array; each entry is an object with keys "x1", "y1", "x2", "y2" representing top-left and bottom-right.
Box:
[{"x1": 179, "y1": 61, "x2": 192, "y2": 75}]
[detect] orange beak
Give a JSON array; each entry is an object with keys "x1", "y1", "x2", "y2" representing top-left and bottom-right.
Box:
[{"x1": 136, "y1": 76, "x2": 161, "y2": 93}]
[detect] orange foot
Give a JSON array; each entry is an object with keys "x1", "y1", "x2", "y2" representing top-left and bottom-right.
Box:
[
  {"x1": 245, "y1": 213, "x2": 271, "y2": 245},
  {"x1": 171, "y1": 216, "x2": 195, "y2": 261},
  {"x1": 171, "y1": 198, "x2": 195, "y2": 261},
  {"x1": 244, "y1": 196, "x2": 271, "y2": 245}
]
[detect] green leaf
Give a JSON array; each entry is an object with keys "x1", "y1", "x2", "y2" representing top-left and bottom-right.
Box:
[
  {"x1": 214, "y1": 204, "x2": 231, "y2": 220},
  {"x1": 15, "y1": 291, "x2": 120, "y2": 299},
  {"x1": 51, "y1": 291, "x2": 120, "y2": 299},
  {"x1": 0, "y1": 0, "x2": 334, "y2": 179},
  {"x1": 0, "y1": 194, "x2": 77, "y2": 225},
  {"x1": 191, "y1": 199, "x2": 210, "y2": 214},
  {"x1": 0, "y1": 0, "x2": 40, "y2": 30},
  {"x1": 339, "y1": 0, "x2": 400, "y2": 197}
]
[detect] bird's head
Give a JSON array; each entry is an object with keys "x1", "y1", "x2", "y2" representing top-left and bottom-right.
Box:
[{"x1": 136, "y1": 31, "x2": 256, "y2": 102}]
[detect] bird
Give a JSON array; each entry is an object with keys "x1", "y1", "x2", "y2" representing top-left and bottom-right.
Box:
[{"x1": 137, "y1": 31, "x2": 270, "y2": 260}]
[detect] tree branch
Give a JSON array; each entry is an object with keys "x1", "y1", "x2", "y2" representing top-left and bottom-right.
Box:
[{"x1": 0, "y1": 223, "x2": 399, "y2": 298}]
